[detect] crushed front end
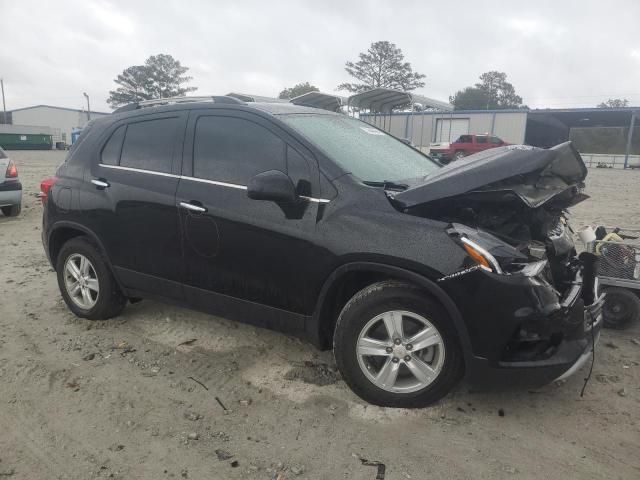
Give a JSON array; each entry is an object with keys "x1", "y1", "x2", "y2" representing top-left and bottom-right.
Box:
[
  {"x1": 392, "y1": 143, "x2": 605, "y2": 387},
  {"x1": 437, "y1": 217, "x2": 604, "y2": 387}
]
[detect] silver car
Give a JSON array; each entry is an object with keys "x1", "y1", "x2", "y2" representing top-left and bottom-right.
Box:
[{"x1": 0, "y1": 147, "x2": 22, "y2": 216}]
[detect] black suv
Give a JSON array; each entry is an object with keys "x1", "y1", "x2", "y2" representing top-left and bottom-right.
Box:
[{"x1": 42, "y1": 96, "x2": 603, "y2": 407}]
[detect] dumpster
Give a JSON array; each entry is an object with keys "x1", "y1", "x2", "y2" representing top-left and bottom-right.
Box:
[{"x1": 0, "y1": 132, "x2": 53, "y2": 150}]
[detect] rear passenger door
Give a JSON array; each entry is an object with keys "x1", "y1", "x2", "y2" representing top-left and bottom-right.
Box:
[
  {"x1": 176, "y1": 110, "x2": 323, "y2": 329},
  {"x1": 84, "y1": 112, "x2": 187, "y2": 299}
]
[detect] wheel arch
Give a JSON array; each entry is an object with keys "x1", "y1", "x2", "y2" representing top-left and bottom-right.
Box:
[{"x1": 307, "y1": 262, "x2": 473, "y2": 361}]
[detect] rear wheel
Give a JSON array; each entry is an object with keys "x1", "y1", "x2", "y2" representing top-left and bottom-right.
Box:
[
  {"x1": 603, "y1": 287, "x2": 640, "y2": 329},
  {"x1": 1, "y1": 204, "x2": 21, "y2": 217},
  {"x1": 333, "y1": 281, "x2": 464, "y2": 407},
  {"x1": 56, "y1": 237, "x2": 126, "y2": 320}
]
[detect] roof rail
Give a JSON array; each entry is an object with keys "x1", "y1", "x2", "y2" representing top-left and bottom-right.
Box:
[{"x1": 112, "y1": 95, "x2": 245, "y2": 114}]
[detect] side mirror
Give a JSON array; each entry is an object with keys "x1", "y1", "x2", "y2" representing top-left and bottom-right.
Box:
[{"x1": 247, "y1": 170, "x2": 297, "y2": 203}]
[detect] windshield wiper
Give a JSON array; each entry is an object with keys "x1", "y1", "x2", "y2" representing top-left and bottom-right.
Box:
[{"x1": 363, "y1": 180, "x2": 409, "y2": 191}]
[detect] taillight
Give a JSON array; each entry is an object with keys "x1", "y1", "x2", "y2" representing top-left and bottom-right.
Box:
[
  {"x1": 5, "y1": 161, "x2": 18, "y2": 178},
  {"x1": 39, "y1": 177, "x2": 58, "y2": 205}
]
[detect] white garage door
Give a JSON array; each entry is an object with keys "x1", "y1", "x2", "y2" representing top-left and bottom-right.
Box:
[{"x1": 434, "y1": 118, "x2": 470, "y2": 142}]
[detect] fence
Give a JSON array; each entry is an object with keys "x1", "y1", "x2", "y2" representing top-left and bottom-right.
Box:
[{"x1": 580, "y1": 153, "x2": 640, "y2": 169}]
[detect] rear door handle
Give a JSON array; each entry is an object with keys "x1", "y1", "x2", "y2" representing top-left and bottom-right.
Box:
[
  {"x1": 179, "y1": 201, "x2": 207, "y2": 213},
  {"x1": 91, "y1": 178, "x2": 110, "y2": 189}
]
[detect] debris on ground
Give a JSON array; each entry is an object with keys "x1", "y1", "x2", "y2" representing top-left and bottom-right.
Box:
[
  {"x1": 358, "y1": 457, "x2": 386, "y2": 480},
  {"x1": 183, "y1": 411, "x2": 202, "y2": 421},
  {"x1": 187, "y1": 432, "x2": 199, "y2": 440},
  {"x1": 284, "y1": 361, "x2": 341, "y2": 386},
  {"x1": 631, "y1": 338, "x2": 640, "y2": 346},
  {"x1": 618, "y1": 388, "x2": 627, "y2": 397},
  {"x1": 65, "y1": 380, "x2": 80, "y2": 391},
  {"x1": 108, "y1": 444, "x2": 125, "y2": 452},
  {"x1": 498, "y1": 408, "x2": 505, "y2": 417},
  {"x1": 604, "y1": 341, "x2": 619, "y2": 349},
  {"x1": 177, "y1": 338, "x2": 198, "y2": 347},
  {"x1": 230, "y1": 460, "x2": 239, "y2": 468},
  {"x1": 215, "y1": 449, "x2": 234, "y2": 461},
  {"x1": 290, "y1": 465, "x2": 305, "y2": 475},
  {"x1": 82, "y1": 353, "x2": 96, "y2": 361},
  {"x1": 187, "y1": 376, "x2": 209, "y2": 390},
  {"x1": 239, "y1": 399, "x2": 252, "y2": 406},
  {"x1": 0, "y1": 468, "x2": 16, "y2": 477},
  {"x1": 215, "y1": 396, "x2": 228, "y2": 411}
]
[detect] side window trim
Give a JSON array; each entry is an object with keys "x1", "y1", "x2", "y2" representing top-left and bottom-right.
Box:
[{"x1": 178, "y1": 109, "x2": 329, "y2": 202}]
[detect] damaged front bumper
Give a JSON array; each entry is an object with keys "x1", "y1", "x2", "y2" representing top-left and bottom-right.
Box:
[{"x1": 443, "y1": 263, "x2": 604, "y2": 389}]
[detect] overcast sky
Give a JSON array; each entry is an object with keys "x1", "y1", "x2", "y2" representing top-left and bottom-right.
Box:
[{"x1": 2, "y1": 0, "x2": 639, "y2": 112}]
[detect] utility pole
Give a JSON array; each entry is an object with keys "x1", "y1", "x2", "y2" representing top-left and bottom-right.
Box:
[
  {"x1": 623, "y1": 111, "x2": 636, "y2": 169},
  {"x1": 1, "y1": 78, "x2": 6, "y2": 124},
  {"x1": 83, "y1": 92, "x2": 91, "y2": 121}
]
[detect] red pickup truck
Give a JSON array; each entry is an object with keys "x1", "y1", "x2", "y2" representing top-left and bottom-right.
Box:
[{"x1": 430, "y1": 134, "x2": 509, "y2": 163}]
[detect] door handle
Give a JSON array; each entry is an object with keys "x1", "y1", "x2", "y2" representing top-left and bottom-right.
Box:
[
  {"x1": 179, "y1": 201, "x2": 207, "y2": 213},
  {"x1": 91, "y1": 178, "x2": 110, "y2": 189}
]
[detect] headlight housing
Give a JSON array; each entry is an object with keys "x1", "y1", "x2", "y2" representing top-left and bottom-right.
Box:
[{"x1": 449, "y1": 223, "x2": 547, "y2": 276}]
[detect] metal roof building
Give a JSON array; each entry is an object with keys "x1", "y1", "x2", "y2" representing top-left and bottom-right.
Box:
[
  {"x1": 361, "y1": 106, "x2": 639, "y2": 168},
  {"x1": 8, "y1": 105, "x2": 110, "y2": 145}
]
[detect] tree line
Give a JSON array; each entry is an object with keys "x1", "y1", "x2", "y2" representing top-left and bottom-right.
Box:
[{"x1": 106, "y1": 44, "x2": 630, "y2": 111}]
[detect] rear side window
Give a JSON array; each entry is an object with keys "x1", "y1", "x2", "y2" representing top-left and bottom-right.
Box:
[
  {"x1": 120, "y1": 117, "x2": 181, "y2": 173},
  {"x1": 491, "y1": 136, "x2": 502, "y2": 144},
  {"x1": 193, "y1": 116, "x2": 285, "y2": 185},
  {"x1": 476, "y1": 136, "x2": 488, "y2": 144},
  {"x1": 101, "y1": 125, "x2": 126, "y2": 165}
]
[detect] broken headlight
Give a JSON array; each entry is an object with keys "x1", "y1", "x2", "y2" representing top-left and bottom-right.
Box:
[{"x1": 449, "y1": 223, "x2": 547, "y2": 277}]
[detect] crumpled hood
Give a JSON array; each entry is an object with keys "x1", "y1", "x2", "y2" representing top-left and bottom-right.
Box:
[{"x1": 393, "y1": 142, "x2": 587, "y2": 209}]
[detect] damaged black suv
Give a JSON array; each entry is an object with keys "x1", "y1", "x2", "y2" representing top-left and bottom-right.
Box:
[{"x1": 42, "y1": 97, "x2": 603, "y2": 407}]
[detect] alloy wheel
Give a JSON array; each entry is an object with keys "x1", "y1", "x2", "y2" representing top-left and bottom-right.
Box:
[
  {"x1": 356, "y1": 310, "x2": 445, "y2": 393},
  {"x1": 63, "y1": 253, "x2": 100, "y2": 309}
]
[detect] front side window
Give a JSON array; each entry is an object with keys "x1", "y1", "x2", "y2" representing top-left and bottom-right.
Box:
[
  {"x1": 193, "y1": 116, "x2": 285, "y2": 185},
  {"x1": 281, "y1": 114, "x2": 439, "y2": 183},
  {"x1": 101, "y1": 125, "x2": 126, "y2": 165},
  {"x1": 120, "y1": 117, "x2": 180, "y2": 173}
]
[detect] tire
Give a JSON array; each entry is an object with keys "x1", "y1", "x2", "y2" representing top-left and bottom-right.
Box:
[
  {"x1": 603, "y1": 287, "x2": 640, "y2": 329},
  {"x1": 1, "y1": 203, "x2": 21, "y2": 217},
  {"x1": 454, "y1": 151, "x2": 466, "y2": 161},
  {"x1": 56, "y1": 236, "x2": 126, "y2": 320},
  {"x1": 333, "y1": 281, "x2": 464, "y2": 408}
]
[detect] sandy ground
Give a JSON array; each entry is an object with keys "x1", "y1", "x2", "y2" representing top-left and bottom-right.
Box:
[{"x1": 0, "y1": 150, "x2": 638, "y2": 480}]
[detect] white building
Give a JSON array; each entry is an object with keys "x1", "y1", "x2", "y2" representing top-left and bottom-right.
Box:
[{"x1": 9, "y1": 105, "x2": 109, "y2": 145}]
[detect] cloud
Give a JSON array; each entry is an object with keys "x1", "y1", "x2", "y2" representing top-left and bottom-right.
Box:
[{"x1": 2, "y1": 0, "x2": 640, "y2": 111}]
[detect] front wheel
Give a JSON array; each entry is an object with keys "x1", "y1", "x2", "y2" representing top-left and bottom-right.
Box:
[
  {"x1": 453, "y1": 151, "x2": 466, "y2": 160},
  {"x1": 333, "y1": 281, "x2": 464, "y2": 408}
]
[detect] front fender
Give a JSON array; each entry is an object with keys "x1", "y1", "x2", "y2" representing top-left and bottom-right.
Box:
[{"x1": 307, "y1": 261, "x2": 473, "y2": 365}]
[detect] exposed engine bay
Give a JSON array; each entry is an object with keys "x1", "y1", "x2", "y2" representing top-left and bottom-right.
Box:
[{"x1": 390, "y1": 142, "x2": 590, "y2": 295}]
